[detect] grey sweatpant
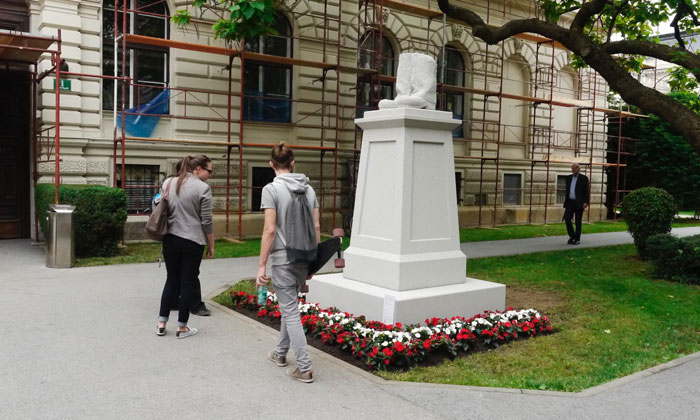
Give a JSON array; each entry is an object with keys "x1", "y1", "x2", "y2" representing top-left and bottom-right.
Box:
[{"x1": 271, "y1": 263, "x2": 312, "y2": 372}]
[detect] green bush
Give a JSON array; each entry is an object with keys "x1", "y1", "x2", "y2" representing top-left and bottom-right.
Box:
[
  {"x1": 646, "y1": 234, "x2": 700, "y2": 284},
  {"x1": 621, "y1": 187, "x2": 677, "y2": 259},
  {"x1": 36, "y1": 184, "x2": 127, "y2": 258}
]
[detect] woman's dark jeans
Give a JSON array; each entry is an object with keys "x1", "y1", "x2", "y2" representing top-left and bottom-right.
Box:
[{"x1": 159, "y1": 234, "x2": 204, "y2": 326}]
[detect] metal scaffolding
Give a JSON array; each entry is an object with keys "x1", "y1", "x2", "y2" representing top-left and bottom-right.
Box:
[{"x1": 18, "y1": 0, "x2": 643, "y2": 239}]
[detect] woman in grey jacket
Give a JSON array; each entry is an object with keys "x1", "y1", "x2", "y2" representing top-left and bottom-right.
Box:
[{"x1": 155, "y1": 155, "x2": 215, "y2": 338}]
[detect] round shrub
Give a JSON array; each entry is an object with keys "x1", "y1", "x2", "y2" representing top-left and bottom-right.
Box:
[
  {"x1": 621, "y1": 187, "x2": 677, "y2": 259},
  {"x1": 645, "y1": 234, "x2": 683, "y2": 279},
  {"x1": 646, "y1": 234, "x2": 700, "y2": 284},
  {"x1": 36, "y1": 184, "x2": 127, "y2": 258}
]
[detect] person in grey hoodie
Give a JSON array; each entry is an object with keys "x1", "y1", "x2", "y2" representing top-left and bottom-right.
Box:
[
  {"x1": 257, "y1": 142, "x2": 320, "y2": 383},
  {"x1": 155, "y1": 155, "x2": 215, "y2": 339}
]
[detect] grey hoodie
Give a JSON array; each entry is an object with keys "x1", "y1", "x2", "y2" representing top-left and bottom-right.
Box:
[{"x1": 260, "y1": 173, "x2": 319, "y2": 265}]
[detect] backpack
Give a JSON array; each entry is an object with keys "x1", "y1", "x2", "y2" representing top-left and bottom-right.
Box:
[{"x1": 274, "y1": 182, "x2": 318, "y2": 264}]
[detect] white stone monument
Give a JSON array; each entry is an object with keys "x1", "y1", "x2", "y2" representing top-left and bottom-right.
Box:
[{"x1": 307, "y1": 53, "x2": 505, "y2": 325}]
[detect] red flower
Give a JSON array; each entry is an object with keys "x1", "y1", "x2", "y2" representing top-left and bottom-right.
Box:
[
  {"x1": 423, "y1": 340, "x2": 431, "y2": 349},
  {"x1": 508, "y1": 306, "x2": 514, "y2": 311},
  {"x1": 384, "y1": 359, "x2": 390, "y2": 365},
  {"x1": 504, "y1": 321, "x2": 512, "y2": 328},
  {"x1": 382, "y1": 347, "x2": 393, "y2": 357},
  {"x1": 393, "y1": 342, "x2": 406, "y2": 352},
  {"x1": 257, "y1": 309, "x2": 268, "y2": 317},
  {"x1": 523, "y1": 325, "x2": 530, "y2": 332}
]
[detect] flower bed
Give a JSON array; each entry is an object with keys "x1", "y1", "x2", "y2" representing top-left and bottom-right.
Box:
[{"x1": 230, "y1": 291, "x2": 552, "y2": 370}]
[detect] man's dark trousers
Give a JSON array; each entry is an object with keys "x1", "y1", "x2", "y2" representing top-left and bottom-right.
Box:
[{"x1": 564, "y1": 200, "x2": 584, "y2": 242}]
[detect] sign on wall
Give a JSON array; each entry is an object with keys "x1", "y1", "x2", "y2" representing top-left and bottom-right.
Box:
[{"x1": 52, "y1": 79, "x2": 71, "y2": 92}]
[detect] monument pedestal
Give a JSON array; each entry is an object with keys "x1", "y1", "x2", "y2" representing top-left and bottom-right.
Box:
[
  {"x1": 309, "y1": 273, "x2": 505, "y2": 325},
  {"x1": 307, "y1": 108, "x2": 505, "y2": 324}
]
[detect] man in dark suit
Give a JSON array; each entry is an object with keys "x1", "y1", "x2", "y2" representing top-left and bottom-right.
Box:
[{"x1": 563, "y1": 163, "x2": 589, "y2": 245}]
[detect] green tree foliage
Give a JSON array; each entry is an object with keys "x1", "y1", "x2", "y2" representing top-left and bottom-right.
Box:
[
  {"x1": 172, "y1": 0, "x2": 279, "y2": 43},
  {"x1": 608, "y1": 92, "x2": 700, "y2": 212},
  {"x1": 437, "y1": 0, "x2": 700, "y2": 155},
  {"x1": 621, "y1": 187, "x2": 678, "y2": 259}
]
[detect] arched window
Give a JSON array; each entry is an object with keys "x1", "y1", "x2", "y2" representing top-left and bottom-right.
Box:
[
  {"x1": 356, "y1": 30, "x2": 395, "y2": 117},
  {"x1": 102, "y1": 0, "x2": 170, "y2": 110},
  {"x1": 553, "y1": 67, "x2": 579, "y2": 148},
  {"x1": 502, "y1": 55, "x2": 529, "y2": 145},
  {"x1": 243, "y1": 15, "x2": 292, "y2": 122},
  {"x1": 437, "y1": 46, "x2": 466, "y2": 137}
]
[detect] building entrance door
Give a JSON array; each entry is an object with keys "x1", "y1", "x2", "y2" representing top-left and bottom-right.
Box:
[{"x1": 0, "y1": 71, "x2": 31, "y2": 239}]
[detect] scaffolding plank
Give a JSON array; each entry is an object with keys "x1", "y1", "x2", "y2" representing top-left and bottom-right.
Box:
[
  {"x1": 0, "y1": 30, "x2": 56, "y2": 62},
  {"x1": 125, "y1": 34, "x2": 239, "y2": 56},
  {"x1": 381, "y1": 0, "x2": 444, "y2": 19},
  {"x1": 125, "y1": 34, "x2": 336, "y2": 69},
  {"x1": 243, "y1": 51, "x2": 336, "y2": 70}
]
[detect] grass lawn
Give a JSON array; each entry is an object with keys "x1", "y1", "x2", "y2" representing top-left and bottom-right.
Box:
[
  {"x1": 459, "y1": 219, "x2": 700, "y2": 242},
  {"x1": 76, "y1": 236, "x2": 351, "y2": 267},
  {"x1": 377, "y1": 244, "x2": 700, "y2": 391},
  {"x1": 76, "y1": 219, "x2": 700, "y2": 267}
]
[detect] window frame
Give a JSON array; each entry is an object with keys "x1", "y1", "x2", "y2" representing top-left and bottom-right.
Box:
[
  {"x1": 250, "y1": 165, "x2": 277, "y2": 212},
  {"x1": 243, "y1": 15, "x2": 293, "y2": 123},
  {"x1": 116, "y1": 163, "x2": 162, "y2": 214},
  {"x1": 102, "y1": 0, "x2": 170, "y2": 111},
  {"x1": 356, "y1": 30, "x2": 396, "y2": 118},
  {"x1": 502, "y1": 172, "x2": 523, "y2": 206},
  {"x1": 437, "y1": 45, "x2": 467, "y2": 138},
  {"x1": 556, "y1": 174, "x2": 568, "y2": 204}
]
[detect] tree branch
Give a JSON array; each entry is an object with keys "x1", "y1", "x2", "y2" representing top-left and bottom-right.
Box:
[
  {"x1": 571, "y1": 0, "x2": 608, "y2": 32},
  {"x1": 606, "y1": 0, "x2": 628, "y2": 43},
  {"x1": 603, "y1": 40, "x2": 700, "y2": 81},
  {"x1": 437, "y1": 0, "x2": 700, "y2": 154}
]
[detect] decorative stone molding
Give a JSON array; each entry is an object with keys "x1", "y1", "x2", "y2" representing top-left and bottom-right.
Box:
[
  {"x1": 513, "y1": 38, "x2": 524, "y2": 54},
  {"x1": 452, "y1": 24, "x2": 464, "y2": 40},
  {"x1": 381, "y1": 8, "x2": 389, "y2": 24}
]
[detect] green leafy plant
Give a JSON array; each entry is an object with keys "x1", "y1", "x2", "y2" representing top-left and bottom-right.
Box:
[
  {"x1": 621, "y1": 187, "x2": 678, "y2": 259},
  {"x1": 36, "y1": 184, "x2": 127, "y2": 258},
  {"x1": 172, "y1": 0, "x2": 279, "y2": 43},
  {"x1": 646, "y1": 233, "x2": 700, "y2": 283},
  {"x1": 608, "y1": 91, "x2": 700, "y2": 213}
]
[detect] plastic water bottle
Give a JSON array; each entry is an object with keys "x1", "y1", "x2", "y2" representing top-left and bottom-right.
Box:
[{"x1": 257, "y1": 285, "x2": 268, "y2": 306}]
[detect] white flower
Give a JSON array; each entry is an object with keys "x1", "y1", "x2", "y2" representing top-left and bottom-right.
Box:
[{"x1": 381, "y1": 341, "x2": 389, "y2": 347}]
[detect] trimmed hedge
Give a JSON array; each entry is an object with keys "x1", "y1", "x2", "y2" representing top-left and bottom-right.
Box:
[
  {"x1": 621, "y1": 187, "x2": 677, "y2": 259},
  {"x1": 645, "y1": 234, "x2": 700, "y2": 284},
  {"x1": 36, "y1": 184, "x2": 127, "y2": 258}
]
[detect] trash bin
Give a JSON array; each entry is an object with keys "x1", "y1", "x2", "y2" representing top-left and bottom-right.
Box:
[{"x1": 46, "y1": 204, "x2": 76, "y2": 268}]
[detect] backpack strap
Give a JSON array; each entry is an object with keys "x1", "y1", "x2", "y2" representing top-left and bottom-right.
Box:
[
  {"x1": 163, "y1": 178, "x2": 172, "y2": 200},
  {"x1": 270, "y1": 181, "x2": 288, "y2": 247}
]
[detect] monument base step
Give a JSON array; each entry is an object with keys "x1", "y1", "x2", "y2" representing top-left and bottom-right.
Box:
[{"x1": 306, "y1": 273, "x2": 505, "y2": 325}]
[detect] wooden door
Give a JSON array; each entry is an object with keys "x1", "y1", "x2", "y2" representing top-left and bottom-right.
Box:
[{"x1": 0, "y1": 71, "x2": 30, "y2": 239}]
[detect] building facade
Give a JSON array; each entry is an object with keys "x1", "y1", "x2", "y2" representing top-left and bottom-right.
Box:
[{"x1": 0, "y1": 0, "x2": 618, "y2": 241}]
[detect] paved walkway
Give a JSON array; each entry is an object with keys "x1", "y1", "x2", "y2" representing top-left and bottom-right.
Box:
[{"x1": 1, "y1": 228, "x2": 699, "y2": 420}]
